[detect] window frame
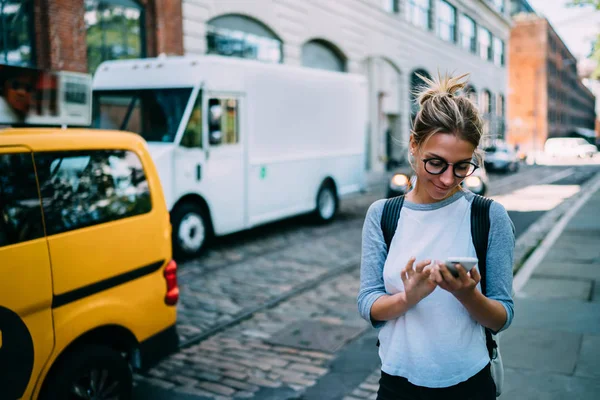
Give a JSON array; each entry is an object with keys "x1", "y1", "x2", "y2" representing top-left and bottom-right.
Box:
[
  {"x1": 0, "y1": 0, "x2": 36, "y2": 67},
  {"x1": 84, "y1": 0, "x2": 147, "y2": 73},
  {"x1": 0, "y1": 149, "x2": 45, "y2": 248},
  {"x1": 437, "y1": 0, "x2": 457, "y2": 43},
  {"x1": 406, "y1": 0, "x2": 433, "y2": 30},
  {"x1": 33, "y1": 149, "x2": 153, "y2": 237},
  {"x1": 478, "y1": 27, "x2": 493, "y2": 62},
  {"x1": 459, "y1": 14, "x2": 477, "y2": 54},
  {"x1": 206, "y1": 96, "x2": 241, "y2": 147}
]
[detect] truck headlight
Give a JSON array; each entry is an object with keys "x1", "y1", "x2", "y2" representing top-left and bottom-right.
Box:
[
  {"x1": 464, "y1": 176, "x2": 482, "y2": 189},
  {"x1": 390, "y1": 173, "x2": 410, "y2": 189}
]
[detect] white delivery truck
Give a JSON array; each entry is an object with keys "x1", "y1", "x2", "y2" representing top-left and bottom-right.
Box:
[{"x1": 92, "y1": 55, "x2": 368, "y2": 258}]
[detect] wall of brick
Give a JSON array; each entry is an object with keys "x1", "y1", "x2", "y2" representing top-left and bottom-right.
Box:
[{"x1": 32, "y1": 0, "x2": 184, "y2": 73}]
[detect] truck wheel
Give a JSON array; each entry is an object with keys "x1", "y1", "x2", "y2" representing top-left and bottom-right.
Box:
[
  {"x1": 171, "y1": 202, "x2": 210, "y2": 260},
  {"x1": 314, "y1": 183, "x2": 338, "y2": 223},
  {"x1": 40, "y1": 345, "x2": 132, "y2": 400}
]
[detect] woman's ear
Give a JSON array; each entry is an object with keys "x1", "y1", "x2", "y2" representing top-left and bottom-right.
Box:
[{"x1": 409, "y1": 135, "x2": 417, "y2": 156}]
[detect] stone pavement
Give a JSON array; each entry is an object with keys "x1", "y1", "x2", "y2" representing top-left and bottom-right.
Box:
[{"x1": 500, "y1": 177, "x2": 600, "y2": 399}]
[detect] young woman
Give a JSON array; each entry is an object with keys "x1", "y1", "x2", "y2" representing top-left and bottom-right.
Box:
[{"x1": 357, "y1": 73, "x2": 514, "y2": 400}]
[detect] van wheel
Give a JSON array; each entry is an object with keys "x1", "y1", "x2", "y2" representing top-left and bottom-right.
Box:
[
  {"x1": 171, "y1": 202, "x2": 210, "y2": 260},
  {"x1": 40, "y1": 345, "x2": 132, "y2": 400},
  {"x1": 314, "y1": 183, "x2": 338, "y2": 223}
]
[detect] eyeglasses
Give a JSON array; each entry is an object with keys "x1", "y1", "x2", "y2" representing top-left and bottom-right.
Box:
[{"x1": 422, "y1": 158, "x2": 479, "y2": 178}]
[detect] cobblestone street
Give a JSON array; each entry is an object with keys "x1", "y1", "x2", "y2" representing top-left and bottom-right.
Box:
[{"x1": 134, "y1": 165, "x2": 600, "y2": 399}]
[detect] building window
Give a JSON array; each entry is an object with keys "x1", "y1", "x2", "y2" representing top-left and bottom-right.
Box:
[
  {"x1": 206, "y1": 14, "x2": 283, "y2": 64},
  {"x1": 489, "y1": 0, "x2": 504, "y2": 13},
  {"x1": 460, "y1": 14, "x2": 477, "y2": 53},
  {"x1": 410, "y1": 69, "x2": 432, "y2": 120},
  {"x1": 85, "y1": 0, "x2": 145, "y2": 74},
  {"x1": 437, "y1": 1, "x2": 457, "y2": 43},
  {"x1": 496, "y1": 93, "x2": 505, "y2": 117},
  {"x1": 478, "y1": 27, "x2": 492, "y2": 61},
  {"x1": 383, "y1": 0, "x2": 400, "y2": 13},
  {"x1": 406, "y1": 0, "x2": 432, "y2": 30},
  {"x1": 493, "y1": 37, "x2": 505, "y2": 66},
  {"x1": 481, "y1": 89, "x2": 493, "y2": 115},
  {"x1": 302, "y1": 39, "x2": 346, "y2": 72},
  {"x1": 0, "y1": 0, "x2": 34, "y2": 66},
  {"x1": 465, "y1": 84, "x2": 478, "y2": 106}
]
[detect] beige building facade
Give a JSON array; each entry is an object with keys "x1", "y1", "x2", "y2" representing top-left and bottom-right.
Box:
[{"x1": 180, "y1": 0, "x2": 511, "y2": 173}]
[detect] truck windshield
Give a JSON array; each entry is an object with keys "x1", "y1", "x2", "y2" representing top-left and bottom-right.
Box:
[{"x1": 92, "y1": 88, "x2": 193, "y2": 143}]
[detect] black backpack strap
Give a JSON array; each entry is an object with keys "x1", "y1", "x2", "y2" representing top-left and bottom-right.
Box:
[
  {"x1": 381, "y1": 195, "x2": 405, "y2": 253},
  {"x1": 470, "y1": 194, "x2": 497, "y2": 359},
  {"x1": 376, "y1": 195, "x2": 404, "y2": 347}
]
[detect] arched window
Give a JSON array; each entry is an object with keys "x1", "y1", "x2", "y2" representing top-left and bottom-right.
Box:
[
  {"x1": 481, "y1": 89, "x2": 493, "y2": 115},
  {"x1": 0, "y1": 0, "x2": 35, "y2": 66},
  {"x1": 496, "y1": 93, "x2": 505, "y2": 117},
  {"x1": 206, "y1": 14, "x2": 283, "y2": 64},
  {"x1": 464, "y1": 84, "x2": 478, "y2": 107},
  {"x1": 85, "y1": 0, "x2": 145, "y2": 73},
  {"x1": 410, "y1": 68, "x2": 431, "y2": 121},
  {"x1": 301, "y1": 39, "x2": 346, "y2": 72}
]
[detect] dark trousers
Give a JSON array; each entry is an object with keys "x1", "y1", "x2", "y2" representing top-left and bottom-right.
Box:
[{"x1": 376, "y1": 364, "x2": 496, "y2": 400}]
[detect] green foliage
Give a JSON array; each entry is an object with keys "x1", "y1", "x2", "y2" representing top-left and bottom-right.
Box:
[{"x1": 567, "y1": 0, "x2": 600, "y2": 78}]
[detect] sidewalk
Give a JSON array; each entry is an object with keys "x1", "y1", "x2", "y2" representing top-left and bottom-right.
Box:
[{"x1": 500, "y1": 178, "x2": 600, "y2": 399}]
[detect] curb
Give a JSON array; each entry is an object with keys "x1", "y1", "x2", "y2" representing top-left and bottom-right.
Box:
[
  {"x1": 513, "y1": 171, "x2": 600, "y2": 292},
  {"x1": 511, "y1": 171, "x2": 600, "y2": 275}
]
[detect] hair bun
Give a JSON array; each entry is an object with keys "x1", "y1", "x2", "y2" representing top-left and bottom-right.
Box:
[{"x1": 416, "y1": 72, "x2": 469, "y2": 107}]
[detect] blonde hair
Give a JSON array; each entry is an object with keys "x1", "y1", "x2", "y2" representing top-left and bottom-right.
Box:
[{"x1": 411, "y1": 72, "x2": 484, "y2": 164}]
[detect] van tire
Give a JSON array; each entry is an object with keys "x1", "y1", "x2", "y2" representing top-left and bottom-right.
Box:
[
  {"x1": 40, "y1": 345, "x2": 132, "y2": 400},
  {"x1": 314, "y1": 182, "x2": 338, "y2": 223},
  {"x1": 171, "y1": 202, "x2": 210, "y2": 260}
]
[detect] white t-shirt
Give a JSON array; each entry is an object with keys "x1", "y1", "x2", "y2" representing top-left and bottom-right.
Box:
[{"x1": 379, "y1": 193, "x2": 490, "y2": 387}]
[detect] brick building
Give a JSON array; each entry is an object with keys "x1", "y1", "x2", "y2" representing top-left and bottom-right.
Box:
[
  {"x1": 507, "y1": 13, "x2": 596, "y2": 154},
  {"x1": 0, "y1": 0, "x2": 184, "y2": 73},
  {"x1": 1, "y1": 0, "x2": 512, "y2": 172}
]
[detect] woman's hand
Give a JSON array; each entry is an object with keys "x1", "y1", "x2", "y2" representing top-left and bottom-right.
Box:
[
  {"x1": 431, "y1": 262, "x2": 480, "y2": 299},
  {"x1": 402, "y1": 257, "x2": 437, "y2": 307}
]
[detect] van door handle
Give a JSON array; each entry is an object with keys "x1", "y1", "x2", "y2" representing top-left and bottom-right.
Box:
[{"x1": 196, "y1": 164, "x2": 202, "y2": 181}]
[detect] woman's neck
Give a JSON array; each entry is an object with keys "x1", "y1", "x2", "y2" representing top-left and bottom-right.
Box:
[{"x1": 406, "y1": 183, "x2": 460, "y2": 204}]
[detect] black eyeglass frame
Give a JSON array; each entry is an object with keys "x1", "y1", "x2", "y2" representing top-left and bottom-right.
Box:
[{"x1": 421, "y1": 158, "x2": 479, "y2": 178}]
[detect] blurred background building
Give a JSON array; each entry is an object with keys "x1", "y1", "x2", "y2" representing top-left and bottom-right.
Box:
[
  {"x1": 0, "y1": 0, "x2": 511, "y2": 176},
  {"x1": 507, "y1": 11, "x2": 597, "y2": 155}
]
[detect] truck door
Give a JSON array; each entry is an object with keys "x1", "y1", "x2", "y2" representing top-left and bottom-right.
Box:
[
  {"x1": 0, "y1": 147, "x2": 54, "y2": 399},
  {"x1": 174, "y1": 91, "x2": 246, "y2": 253}
]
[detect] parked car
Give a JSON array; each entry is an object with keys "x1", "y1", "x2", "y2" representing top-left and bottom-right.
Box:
[
  {"x1": 387, "y1": 164, "x2": 489, "y2": 198},
  {"x1": 544, "y1": 137, "x2": 598, "y2": 158},
  {"x1": 483, "y1": 142, "x2": 520, "y2": 173},
  {"x1": 0, "y1": 128, "x2": 179, "y2": 400}
]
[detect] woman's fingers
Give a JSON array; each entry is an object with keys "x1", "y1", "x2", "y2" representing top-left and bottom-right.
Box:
[
  {"x1": 470, "y1": 266, "x2": 481, "y2": 283},
  {"x1": 415, "y1": 259, "x2": 431, "y2": 274}
]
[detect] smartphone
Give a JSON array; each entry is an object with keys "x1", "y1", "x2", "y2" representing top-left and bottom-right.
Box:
[{"x1": 444, "y1": 257, "x2": 478, "y2": 278}]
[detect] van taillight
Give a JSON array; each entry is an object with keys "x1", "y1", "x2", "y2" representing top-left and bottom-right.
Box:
[{"x1": 164, "y1": 260, "x2": 179, "y2": 305}]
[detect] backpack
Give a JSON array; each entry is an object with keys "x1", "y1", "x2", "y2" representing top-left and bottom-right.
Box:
[{"x1": 379, "y1": 194, "x2": 504, "y2": 397}]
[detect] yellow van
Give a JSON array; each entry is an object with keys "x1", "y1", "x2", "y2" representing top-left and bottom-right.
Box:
[{"x1": 0, "y1": 128, "x2": 179, "y2": 399}]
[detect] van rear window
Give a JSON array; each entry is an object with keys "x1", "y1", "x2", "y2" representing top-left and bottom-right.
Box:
[{"x1": 34, "y1": 150, "x2": 152, "y2": 236}]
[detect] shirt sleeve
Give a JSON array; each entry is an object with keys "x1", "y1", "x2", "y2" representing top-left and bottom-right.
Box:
[
  {"x1": 486, "y1": 200, "x2": 515, "y2": 333},
  {"x1": 357, "y1": 199, "x2": 389, "y2": 328}
]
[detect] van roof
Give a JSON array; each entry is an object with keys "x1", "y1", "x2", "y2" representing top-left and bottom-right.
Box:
[
  {"x1": 93, "y1": 54, "x2": 366, "y2": 90},
  {"x1": 0, "y1": 128, "x2": 147, "y2": 152}
]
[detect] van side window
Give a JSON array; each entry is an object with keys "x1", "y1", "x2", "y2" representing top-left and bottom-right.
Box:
[
  {"x1": 0, "y1": 153, "x2": 45, "y2": 247},
  {"x1": 208, "y1": 98, "x2": 239, "y2": 146},
  {"x1": 181, "y1": 94, "x2": 203, "y2": 148},
  {"x1": 34, "y1": 150, "x2": 152, "y2": 236}
]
